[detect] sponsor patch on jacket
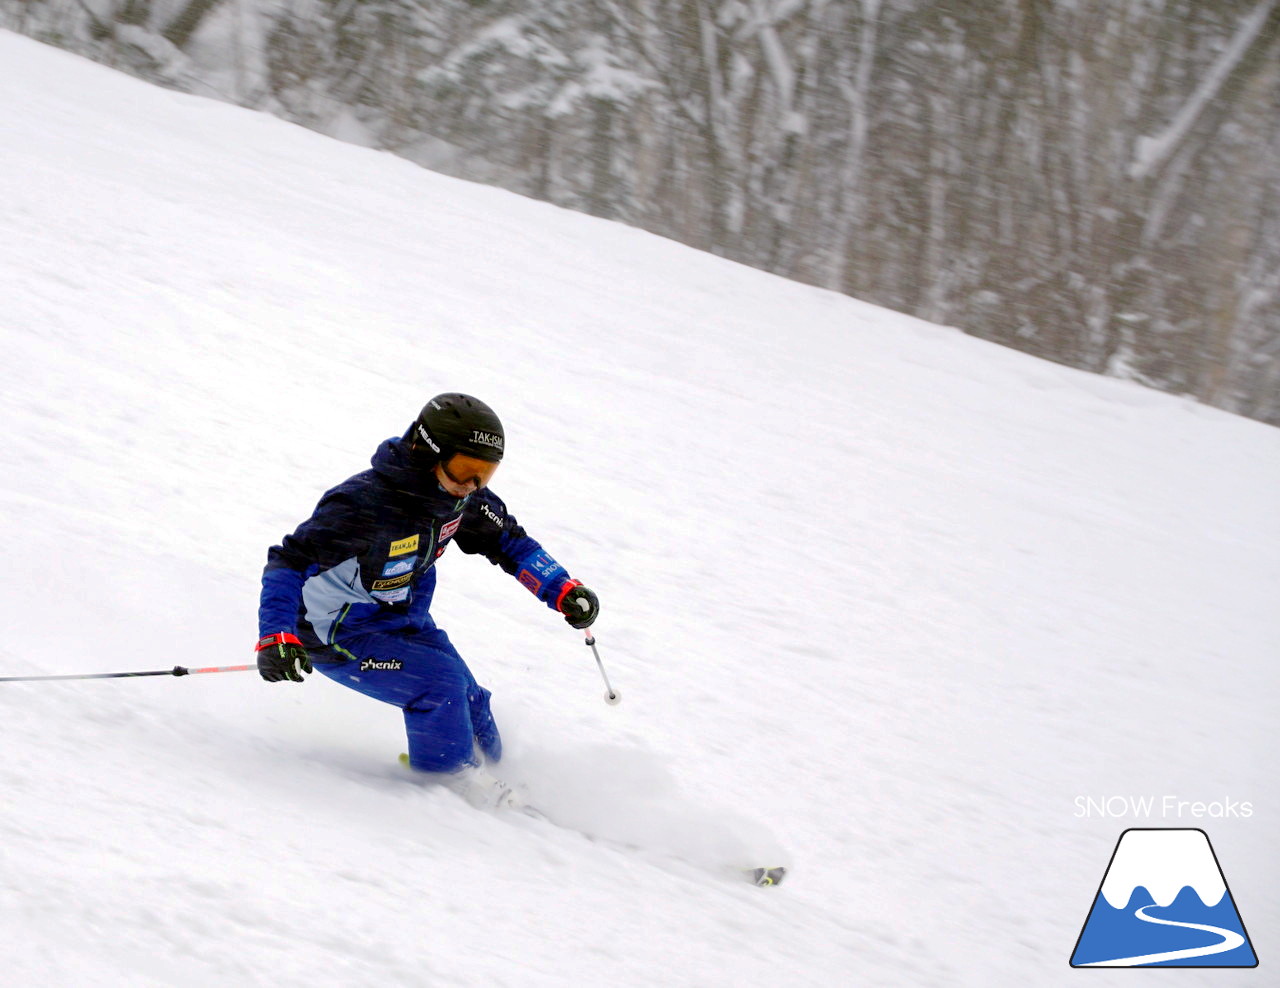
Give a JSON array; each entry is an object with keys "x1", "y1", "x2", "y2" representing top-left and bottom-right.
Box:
[
  {"x1": 389, "y1": 535, "x2": 419, "y2": 557},
  {"x1": 530, "y1": 553, "x2": 563, "y2": 579},
  {"x1": 372, "y1": 574, "x2": 412, "y2": 591},
  {"x1": 517, "y1": 569, "x2": 542, "y2": 594},
  {"x1": 371, "y1": 586, "x2": 410, "y2": 603},
  {"x1": 359, "y1": 658, "x2": 404, "y2": 672},
  {"x1": 382, "y1": 556, "x2": 416, "y2": 577},
  {"x1": 440, "y1": 515, "x2": 462, "y2": 542}
]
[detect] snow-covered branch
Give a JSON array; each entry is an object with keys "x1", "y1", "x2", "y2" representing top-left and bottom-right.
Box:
[{"x1": 1130, "y1": 0, "x2": 1278, "y2": 180}]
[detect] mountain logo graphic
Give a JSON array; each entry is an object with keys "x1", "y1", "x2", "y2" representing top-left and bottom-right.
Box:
[{"x1": 1070, "y1": 828, "x2": 1258, "y2": 968}]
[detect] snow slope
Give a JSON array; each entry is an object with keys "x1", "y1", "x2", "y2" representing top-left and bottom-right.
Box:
[{"x1": 1, "y1": 30, "x2": 1277, "y2": 987}]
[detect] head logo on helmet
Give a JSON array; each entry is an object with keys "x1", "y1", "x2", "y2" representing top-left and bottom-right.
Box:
[
  {"x1": 415, "y1": 423, "x2": 441, "y2": 454},
  {"x1": 411, "y1": 393, "x2": 505, "y2": 464}
]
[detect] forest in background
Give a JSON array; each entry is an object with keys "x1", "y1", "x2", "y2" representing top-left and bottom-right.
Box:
[{"x1": 6, "y1": 0, "x2": 1278, "y2": 425}]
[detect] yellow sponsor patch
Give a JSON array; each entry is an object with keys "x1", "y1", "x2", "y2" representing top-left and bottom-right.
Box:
[
  {"x1": 372, "y1": 574, "x2": 413, "y2": 591},
  {"x1": 389, "y1": 534, "x2": 419, "y2": 557}
]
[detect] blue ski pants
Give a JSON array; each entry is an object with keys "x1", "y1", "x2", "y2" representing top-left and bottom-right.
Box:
[{"x1": 315, "y1": 621, "x2": 501, "y2": 773}]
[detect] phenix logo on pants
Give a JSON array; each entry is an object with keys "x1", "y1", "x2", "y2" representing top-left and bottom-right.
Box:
[
  {"x1": 1070, "y1": 829, "x2": 1258, "y2": 968},
  {"x1": 359, "y1": 658, "x2": 404, "y2": 672}
]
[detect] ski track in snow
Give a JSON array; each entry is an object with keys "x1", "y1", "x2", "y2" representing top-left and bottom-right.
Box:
[{"x1": 2, "y1": 29, "x2": 1278, "y2": 988}]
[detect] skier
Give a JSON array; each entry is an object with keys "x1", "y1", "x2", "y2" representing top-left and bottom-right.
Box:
[{"x1": 256, "y1": 393, "x2": 599, "y2": 806}]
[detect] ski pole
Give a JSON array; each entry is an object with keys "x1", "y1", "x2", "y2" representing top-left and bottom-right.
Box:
[
  {"x1": 0, "y1": 664, "x2": 256, "y2": 683},
  {"x1": 583, "y1": 629, "x2": 620, "y2": 705}
]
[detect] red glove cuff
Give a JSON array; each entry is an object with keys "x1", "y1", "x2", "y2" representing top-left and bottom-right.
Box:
[
  {"x1": 554, "y1": 579, "x2": 582, "y2": 613},
  {"x1": 256, "y1": 632, "x2": 302, "y2": 651}
]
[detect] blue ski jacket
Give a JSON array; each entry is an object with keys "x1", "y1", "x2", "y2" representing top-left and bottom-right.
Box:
[{"x1": 259, "y1": 437, "x2": 575, "y2": 654}]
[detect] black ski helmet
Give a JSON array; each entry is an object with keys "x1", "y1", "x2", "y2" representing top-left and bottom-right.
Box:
[{"x1": 412, "y1": 393, "x2": 504, "y2": 463}]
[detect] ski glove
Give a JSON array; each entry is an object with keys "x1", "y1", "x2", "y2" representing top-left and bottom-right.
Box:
[
  {"x1": 558, "y1": 582, "x2": 600, "y2": 629},
  {"x1": 256, "y1": 632, "x2": 312, "y2": 683}
]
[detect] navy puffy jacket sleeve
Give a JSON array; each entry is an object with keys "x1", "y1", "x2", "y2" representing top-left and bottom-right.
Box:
[
  {"x1": 258, "y1": 491, "x2": 368, "y2": 637},
  {"x1": 455, "y1": 489, "x2": 576, "y2": 611}
]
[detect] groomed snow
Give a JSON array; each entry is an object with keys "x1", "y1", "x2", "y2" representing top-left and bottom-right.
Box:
[{"x1": 1, "y1": 30, "x2": 1277, "y2": 987}]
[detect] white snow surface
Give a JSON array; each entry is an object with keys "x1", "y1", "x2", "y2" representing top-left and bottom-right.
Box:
[{"x1": 2, "y1": 30, "x2": 1278, "y2": 987}]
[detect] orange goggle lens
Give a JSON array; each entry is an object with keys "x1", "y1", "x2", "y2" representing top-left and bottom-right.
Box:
[{"x1": 441, "y1": 453, "x2": 499, "y2": 490}]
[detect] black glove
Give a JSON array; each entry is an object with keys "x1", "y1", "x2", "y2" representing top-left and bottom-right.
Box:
[
  {"x1": 559, "y1": 582, "x2": 600, "y2": 629},
  {"x1": 256, "y1": 632, "x2": 312, "y2": 683}
]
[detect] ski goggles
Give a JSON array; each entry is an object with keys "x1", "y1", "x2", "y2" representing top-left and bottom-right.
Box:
[{"x1": 440, "y1": 452, "x2": 499, "y2": 491}]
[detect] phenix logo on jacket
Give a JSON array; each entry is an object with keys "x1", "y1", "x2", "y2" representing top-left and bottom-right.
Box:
[{"x1": 258, "y1": 438, "x2": 574, "y2": 653}]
